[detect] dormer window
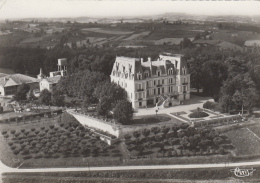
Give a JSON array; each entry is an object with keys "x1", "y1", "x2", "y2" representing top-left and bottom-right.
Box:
[
  {"x1": 157, "y1": 70, "x2": 161, "y2": 77},
  {"x1": 168, "y1": 68, "x2": 174, "y2": 75},
  {"x1": 144, "y1": 71, "x2": 149, "y2": 78},
  {"x1": 125, "y1": 73, "x2": 128, "y2": 79},
  {"x1": 137, "y1": 73, "x2": 142, "y2": 80}
]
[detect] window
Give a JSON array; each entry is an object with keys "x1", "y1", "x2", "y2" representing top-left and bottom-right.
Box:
[
  {"x1": 154, "y1": 89, "x2": 156, "y2": 95},
  {"x1": 168, "y1": 68, "x2": 173, "y2": 75},
  {"x1": 183, "y1": 68, "x2": 186, "y2": 75},
  {"x1": 158, "y1": 80, "x2": 160, "y2": 85},
  {"x1": 138, "y1": 74, "x2": 141, "y2": 80},
  {"x1": 154, "y1": 80, "x2": 156, "y2": 86},
  {"x1": 162, "y1": 87, "x2": 164, "y2": 94},
  {"x1": 139, "y1": 84, "x2": 141, "y2": 89},
  {"x1": 162, "y1": 79, "x2": 164, "y2": 84},
  {"x1": 147, "y1": 90, "x2": 149, "y2": 96},
  {"x1": 144, "y1": 72, "x2": 149, "y2": 78},
  {"x1": 146, "y1": 81, "x2": 149, "y2": 88},
  {"x1": 168, "y1": 87, "x2": 170, "y2": 92},
  {"x1": 157, "y1": 71, "x2": 161, "y2": 76},
  {"x1": 139, "y1": 102, "x2": 142, "y2": 107}
]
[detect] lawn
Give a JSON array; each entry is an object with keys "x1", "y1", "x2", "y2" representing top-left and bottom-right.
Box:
[
  {"x1": 224, "y1": 127, "x2": 260, "y2": 156},
  {"x1": 0, "y1": 112, "x2": 123, "y2": 168},
  {"x1": 248, "y1": 124, "x2": 260, "y2": 138},
  {"x1": 132, "y1": 114, "x2": 183, "y2": 125}
]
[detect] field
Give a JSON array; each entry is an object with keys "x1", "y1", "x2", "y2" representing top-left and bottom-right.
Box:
[
  {"x1": 224, "y1": 127, "x2": 260, "y2": 156},
  {"x1": 248, "y1": 124, "x2": 260, "y2": 137},
  {"x1": 82, "y1": 28, "x2": 133, "y2": 35},
  {"x1": 124, "y1": 31, "x2": 150, "y2": 40},
  {"x1": 0, "y1": 68, "x2": 14, "y2": 74}
]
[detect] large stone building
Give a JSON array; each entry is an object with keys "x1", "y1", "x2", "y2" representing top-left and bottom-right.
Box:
[{"x1": 110, "y1": 53, "x2": 190, "y2": 109}]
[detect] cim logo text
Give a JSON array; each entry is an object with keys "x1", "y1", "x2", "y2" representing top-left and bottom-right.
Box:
[{"x1": 230, "y1": 167, "x2": 256, "y2": 177}]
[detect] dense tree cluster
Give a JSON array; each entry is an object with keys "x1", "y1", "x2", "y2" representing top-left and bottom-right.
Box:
[{"x1": 183, "y1": 47, "x2": 260, "y2": 113}]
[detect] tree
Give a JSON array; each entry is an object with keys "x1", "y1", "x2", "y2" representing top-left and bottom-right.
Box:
[
  {"x1": 161, "y1": 126, "x2": 170, "y2": 134},
  {"x1": 151, "y1": 127, "x2": 161, "y2": 135},
  {"x1": 81, "y1": 96, "x2": 90, "y2": 112},
  {"x1": 96, "y1": 96, "x2": 112, "y2": 116},
  {"x1": 141, "y1": 129, "x2": 150, "y2": 137},
  {"x1": 13, "y1": 83, "x2": 30, "y2": 101},
  {"x1": 51, "y1": 89, "x2": 65, "y2": 107},
  {"x1": 94, "y1": 81, "x2": 127, "y2": 105},
  {"x1": 0, "y1": 104, "x2": 3, "y2": 114},
  {"x1": 26, "y1": 89, "x2": 36, "y2": 101},
  {"x1": 113, "y1": 100, "x2": 133, "y2": 124},
  {"x1": 133, "y1": 131, "x2": 141, "y2": 139},
  {"x1": 39, "y1": 89, "x2": 52, "y2": 105},
  {"x1": 188, "y1": 56, "x2": 207, "y2": 93}
]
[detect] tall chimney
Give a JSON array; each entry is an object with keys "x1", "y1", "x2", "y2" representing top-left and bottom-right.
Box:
[
  {"x1": 141, "y1": 58, "x2": 143, "y2": 64},
  {"x1": 148, "y1": 57, "x2": 151, "y2": 62}
]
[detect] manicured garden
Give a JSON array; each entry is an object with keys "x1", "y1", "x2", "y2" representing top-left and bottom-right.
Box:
[{"x1": 124, "y1": 123, "x2": 231, "y2": 158}]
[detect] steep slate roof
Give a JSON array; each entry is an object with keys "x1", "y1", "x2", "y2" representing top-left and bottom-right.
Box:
[
  {"x1": 43, "y1": 75, "x2": 61, "y2": 84},
  {"x1": 111, "y1": 54, "x2": 186, "y2": 81},
  {"x1": 0, "y1": 74, "x2": 39, "y2": 87}
]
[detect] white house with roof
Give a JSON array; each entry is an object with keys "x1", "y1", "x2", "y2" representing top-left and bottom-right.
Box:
[
  {"x1": 39, "y1": 75, "x2": 61, "y2": 92},
  {"x1": 39, "y1": 58, "x2": 67, "y2": 92},
  {"x1": 110, "y1": 53, "x2": 190, "y2": 109},
  {"x1": 0, "y1": 74, "x2": 39, "y2": 96}
]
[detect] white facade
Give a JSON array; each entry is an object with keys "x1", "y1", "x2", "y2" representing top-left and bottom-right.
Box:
[{"x1": 110, "y1": 53, "x2": 190, "y2": 109}]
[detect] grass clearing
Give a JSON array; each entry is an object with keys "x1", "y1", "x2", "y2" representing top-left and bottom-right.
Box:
[
  {"x1": 132, "y1": 114, "x2": 183, "y2": 125},
  {"x1": 224, "y1": 127, "x2": 260, "y2": 156}
]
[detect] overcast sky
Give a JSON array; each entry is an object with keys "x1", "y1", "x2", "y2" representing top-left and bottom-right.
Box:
[{"x1": 0, "y1": 0, "x2": 260, "y2": 20}]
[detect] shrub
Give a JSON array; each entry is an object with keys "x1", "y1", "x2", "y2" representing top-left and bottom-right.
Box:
[
  {"x1": 1, "y1": 131, "x2": 7, "y2": 135},
  {"x1": 31, "y1": 128, "x2": 35, "y2": 132},
  {"x1": 133, "y1": 131, "x2": 141, "y2": 139},
  {"x1": 203, "y1": 101, "x2": 218, "y2": 110},
  {"x1": 151, "y1": 127, "x2": 161, "y2": 135},
  {"x1": 21, "y1": 129, "x2": 25, "y2": 133},
  {"x1": 124, "y1": 134, "x2": 132, "y2": 141},
  {"x1": 13, "y1": 150, "x2": 19, "y2": 155},
  {"x1": 218, "y1": 147, "x2": 225, "y2": 155},
  {"x1": 8, "y1": 142, "x2": 13, "y2": 146},
  {"x1": 23, "y1": 155, "x2": 32, "y2": 159},
  {"x1": 161, "y1": 126, "x2": 170, "y2": 134},
  {"x1": 188, "y1": 111, "x2": 209, "y2": 118},
  {"x1": 41, "y1": 127, "x2": 45, "y2": 130}
]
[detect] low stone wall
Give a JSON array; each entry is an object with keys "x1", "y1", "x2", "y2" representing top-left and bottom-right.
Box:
[
  {"x1": 67, "y1": 110, "x2": 121, "y2": 138},
  {"x1": 68, "y1": 109, "x2": 180, "y2": 138}
]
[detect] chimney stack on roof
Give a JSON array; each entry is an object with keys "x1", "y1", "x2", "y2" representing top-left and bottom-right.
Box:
[
  {"x1": 148, "y1": 57, "x2": 151, "y2": 62},
  {"x1": 141, "y1": 58, "x2": 143, "y2": 64}
]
